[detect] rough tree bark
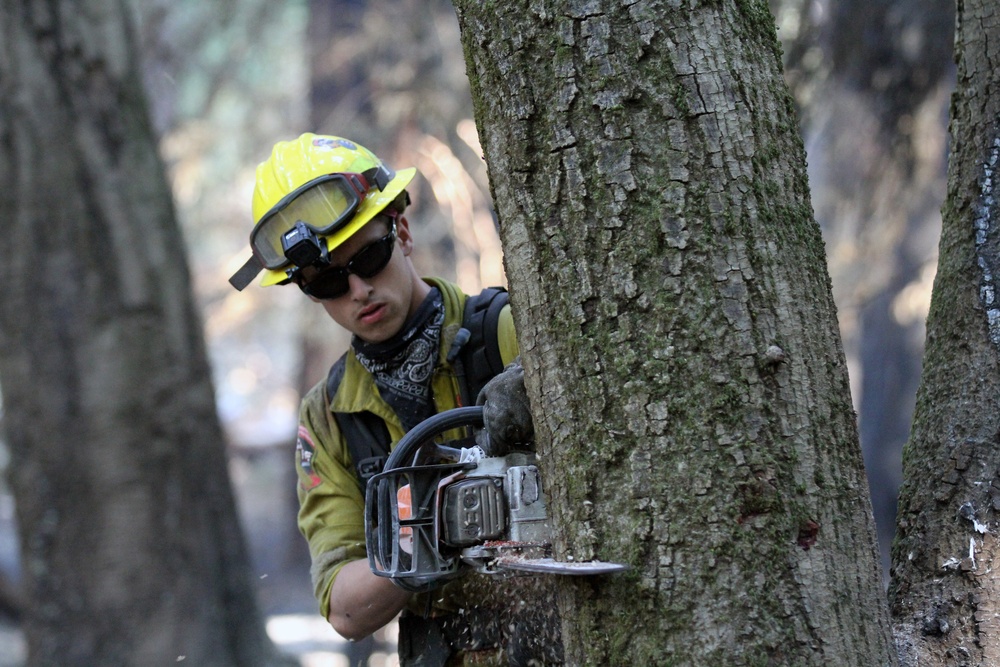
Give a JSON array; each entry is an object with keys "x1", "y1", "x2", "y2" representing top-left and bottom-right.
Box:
[
  {"x1": 889, "y1": 1, "x2": 1000, "y2": 665},
  {"x1": 0, "y1": 2, "x2": 287, "y2": 664},
  {"x1": 454, "y1": 0, "x2": 897, "y2": 664}
]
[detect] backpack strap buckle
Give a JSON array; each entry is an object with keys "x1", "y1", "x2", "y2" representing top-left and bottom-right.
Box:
[{"x1": 356, "y1": 456, "x2": 387, "y2": 483}]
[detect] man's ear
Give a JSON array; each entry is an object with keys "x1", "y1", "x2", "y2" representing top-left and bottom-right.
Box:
[{"x1": 396, "y1": 215, "x2": 414, "y2": 256}]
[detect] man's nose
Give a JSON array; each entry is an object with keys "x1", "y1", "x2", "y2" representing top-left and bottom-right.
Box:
[{"x1": 347, "y1": 272, "x2": 374, "y2": 300}]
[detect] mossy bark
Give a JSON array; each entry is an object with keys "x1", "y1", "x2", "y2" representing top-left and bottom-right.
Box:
[
  {"x1": 888, "y1": 2, "x2": 1000, "y2": 665},
  {"x1": 0, "y1": 2, "x2": 287, "y2": 664},
  {"x1": 453, "y1": 0, "x2": 896, "y2": 664}
]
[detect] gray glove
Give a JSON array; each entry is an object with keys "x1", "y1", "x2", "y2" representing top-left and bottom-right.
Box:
[{"x1": 476, "y1": 359, "x2": 534, "y2": 455}]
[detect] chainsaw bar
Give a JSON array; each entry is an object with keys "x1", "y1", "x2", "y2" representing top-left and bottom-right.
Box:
[{"x1": 493, "y1": 556, "x2": 629, "y2": 576}]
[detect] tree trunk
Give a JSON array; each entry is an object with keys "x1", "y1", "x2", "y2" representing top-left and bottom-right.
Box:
[
  {"x1": 0, "y1": 2, "x2": 287, "y2": 664},
  {"x1": 454, "y1": 0, "x2": 896, "y2": 663},
  {"x1": 790, "y1": 0, "x2": 954, "y2": 579},
  {"x1": 888, "y1": 1, "x2": 1000, "y2": 664}
]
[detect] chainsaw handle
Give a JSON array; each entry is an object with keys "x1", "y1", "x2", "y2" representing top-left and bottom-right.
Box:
[{"x1": 383, "y1": 405, "x2": 484, "y2": 472}]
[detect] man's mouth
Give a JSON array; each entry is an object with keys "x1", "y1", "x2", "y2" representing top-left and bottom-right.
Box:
[{"x1": 358, "y1": 303, "x2": 386, "y2": 325}]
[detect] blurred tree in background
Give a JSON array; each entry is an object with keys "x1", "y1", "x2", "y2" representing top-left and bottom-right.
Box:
[
  {"x1": 130, "y1": 1, "x2": 317, "y2": 622},
  {"x1": 0, "y1": 0, "x2": 289, "y2": 663},
  {"x1": 132, "y1": 0, "x2": 310, "y2": 450}
]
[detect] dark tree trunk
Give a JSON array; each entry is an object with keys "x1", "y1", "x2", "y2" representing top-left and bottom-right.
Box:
[
  {"x1": 0, "y1": 2, "x2": 288, "y2": 664},
  {"x1": 769, "y1": 0, "x2": 955, "y2": 578},
  {"x1": 808, "y1": 0, "x2": 955, "y2": 577},
  {"x1": 889, "y1": 1, "x2": 1000, "y2": 664}
]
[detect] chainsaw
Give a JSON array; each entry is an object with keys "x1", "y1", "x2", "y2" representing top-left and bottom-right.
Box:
[{"x1": 364, "y1": 406, "x2": 627, "y2": 592}]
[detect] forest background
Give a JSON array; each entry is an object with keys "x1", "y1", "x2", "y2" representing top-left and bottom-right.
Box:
[{"x1": 0, "y1": 0, "x2": 956, "y2": 664}]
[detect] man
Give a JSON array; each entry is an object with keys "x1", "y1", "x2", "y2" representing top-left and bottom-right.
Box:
[{"x1": 229, "y1": 134, "x2": 549, "y2": 665}]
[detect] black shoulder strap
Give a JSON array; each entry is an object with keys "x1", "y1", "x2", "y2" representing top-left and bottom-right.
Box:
[
  {"x1": 325, "y1": 354, "x2": 391, "y2": 490},
  {"x1": 454, "y1": 287, "x2": 509, "y2": 405}
]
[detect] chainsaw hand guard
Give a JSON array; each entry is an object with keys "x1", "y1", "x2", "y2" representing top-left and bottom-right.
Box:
[
  {"x1": 365, "y1": 407, "x2": 484, "y2": 592},
  {"x1": 366, "y1": 461, "x2": 474, "y2": 592}
]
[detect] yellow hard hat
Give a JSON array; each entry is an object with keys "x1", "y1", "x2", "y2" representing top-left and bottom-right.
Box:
[{"x1": 229, "y1": 133, "x2": 416, "y2": 290}]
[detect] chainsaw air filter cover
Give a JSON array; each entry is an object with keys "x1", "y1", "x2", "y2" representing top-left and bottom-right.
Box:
[{"x1": 441, "y1": 477, "x2": 506, "y2": 547}]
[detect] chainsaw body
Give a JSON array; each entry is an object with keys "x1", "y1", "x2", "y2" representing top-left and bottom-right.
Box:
[{"x1": 364, "y1": 406, "x2": 625, "y2": 591}]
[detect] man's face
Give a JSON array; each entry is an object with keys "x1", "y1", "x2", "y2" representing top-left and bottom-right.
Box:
[{"x1": 301, "y1": 216, "x2": 423, "y2": 344}]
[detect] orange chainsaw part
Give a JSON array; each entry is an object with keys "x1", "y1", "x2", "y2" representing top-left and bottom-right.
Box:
[{"x1": 398, "y1": 485, "x2": 413, "y2": 554}]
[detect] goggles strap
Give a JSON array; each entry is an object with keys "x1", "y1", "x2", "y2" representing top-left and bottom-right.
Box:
[{"x1": 229, "y1": 254, "x2": 264, "y2": 291}]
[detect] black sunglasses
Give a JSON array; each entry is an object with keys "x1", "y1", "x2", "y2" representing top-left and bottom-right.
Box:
[{"x1": 297, "y1": 220, "x2": 398, "y2": 299}]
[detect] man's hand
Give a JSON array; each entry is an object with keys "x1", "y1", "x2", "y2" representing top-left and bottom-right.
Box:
[{"x1": 477, "y1": 359, "x2": 534, "y2": 454}]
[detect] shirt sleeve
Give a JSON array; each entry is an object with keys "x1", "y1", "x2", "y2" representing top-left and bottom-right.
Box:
[
  {"x1": 497, "y1": 303, "x2": 520, "y2": 366},
  {"x1": 295, "y1": 382, "x2": 368, "y2": 620}
]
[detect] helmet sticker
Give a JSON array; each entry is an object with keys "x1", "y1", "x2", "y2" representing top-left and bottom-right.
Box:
[
  {"x1": 296, "y1": 425, "x2": 322, "y2": 491},
  {"x1": 312, "y1": 137, "x2": 357, "y2": 151}
]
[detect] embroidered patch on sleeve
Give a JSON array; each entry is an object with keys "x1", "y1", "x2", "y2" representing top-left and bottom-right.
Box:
[{"x1": 296, "y1": 425, "x2": 322, "y2": 491}]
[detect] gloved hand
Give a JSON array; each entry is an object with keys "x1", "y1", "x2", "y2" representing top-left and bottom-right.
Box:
[{"x1": 476, "y1": 359, "x2": 534, "y2": 455}]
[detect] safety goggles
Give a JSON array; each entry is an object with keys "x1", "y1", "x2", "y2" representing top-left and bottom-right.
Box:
[
  {"x1": 297, "y1": 218, "x2": 398, "y2": 299},
  {"x1": 249, "y1": 165, "x2": 394, "y2": 271}
]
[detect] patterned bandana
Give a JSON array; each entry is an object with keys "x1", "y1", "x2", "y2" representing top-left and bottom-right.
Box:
[{"x1": 353, "y1": 288, "x2": 445, "y2": 432}]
